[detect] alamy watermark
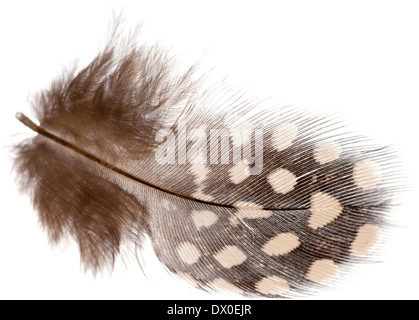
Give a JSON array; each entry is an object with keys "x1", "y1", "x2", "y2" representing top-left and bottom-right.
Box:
[{"x1": 155, "y1": 120, "x2": 264, "y2": 175}]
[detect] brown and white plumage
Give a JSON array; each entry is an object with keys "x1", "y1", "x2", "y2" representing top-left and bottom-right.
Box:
[{"x1": 13, "y1": 24, "x2": 401, "y2": 298}]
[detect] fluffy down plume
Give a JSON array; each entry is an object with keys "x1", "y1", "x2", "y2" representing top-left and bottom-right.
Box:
[{"x1": 13, "y1": 24, "x2": 401, "y2": 297}]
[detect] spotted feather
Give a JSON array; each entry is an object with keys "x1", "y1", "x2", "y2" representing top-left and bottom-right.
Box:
[{"x1": 13, "y1": 23, "x2": 401, "y2": 298}]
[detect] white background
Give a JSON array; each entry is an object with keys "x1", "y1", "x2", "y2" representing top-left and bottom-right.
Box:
[{"x1": 0, "y1": 0, "x2": 418, "y2": 300}]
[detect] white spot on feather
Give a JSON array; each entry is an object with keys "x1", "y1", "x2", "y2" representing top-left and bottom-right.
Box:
[
  {"x1": 353, "y1": 160, "x2": 382, "y2": 190},
  {"x1": 192, "y1": 189, "x2": 215, "y2": 202},
  {"x1": 236, "y1": 209, "x2": 273, "y2": 219},
  {"x1": 255, "y1": 276, "x2": 290, "y2": 295},
  {"x1": 233, "y1": 201, "x2": 273, "y2": 219},
  {"x1": 272, "y1": 123, "x2": 299, "y2": 152},
  {"x1": 313, "y1": 140, "x2": 342, "y2": 164},
  {"x1": 177, "y1": 242, "x2": 201, "y2": 265},
  {"x1": 161, "y1": 199, "x2": 177, "y2": 211},
  {"x1": 214, "y1": 245, "x2": 247, "y2": 268},
  {"x1": 267, "y1": 168, "x2": 297, "y2": 194},
  {"x1": 306, "y1": 259, "x2": 339, "y2": 284},
  {"x1": 309, "y1": 192, "x2": 343, "y2": 229},
  {"x1": 262, "y1": 233, "x2": 301, "y2": 256},
  {"x1": 190, "y1": 162, "x2": 210, "y2": 186},
  {"x1": 191, "y1": 210, "x2": 218, "y2": 230},
  {"x1": 229, "y1": 160, "x2": 250, "y2": 184},
  {"x1": 233, "y1": 201, "x2": 262, "y2": 209},
  {"x1": 350, "y1": 224, "x2": 380, "y2": 256}
]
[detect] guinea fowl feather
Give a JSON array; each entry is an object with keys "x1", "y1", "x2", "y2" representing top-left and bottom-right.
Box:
[{"x1": 13, "y1": 23, "x2": 401, "y2": 297}]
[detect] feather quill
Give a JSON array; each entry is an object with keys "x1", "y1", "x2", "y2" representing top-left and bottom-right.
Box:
[{"x1": 13, "y1": 23, "x2": 401, "y2": 297}]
